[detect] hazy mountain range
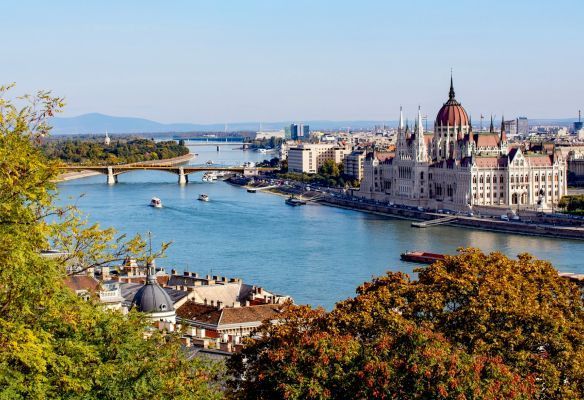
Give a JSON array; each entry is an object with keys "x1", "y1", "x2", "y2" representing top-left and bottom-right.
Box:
[{"x1": 48, "y1": 113, "x2": 580, "y2": 135}]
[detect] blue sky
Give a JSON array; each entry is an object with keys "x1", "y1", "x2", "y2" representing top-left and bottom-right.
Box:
[{"x1": 2, "y1": 0, "x2": 582, "y2": 123}]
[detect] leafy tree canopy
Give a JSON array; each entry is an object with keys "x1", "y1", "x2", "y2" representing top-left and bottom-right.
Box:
[
  {"x1": 228, "y1": 249, "x2": 584, "y2": 400},
  {"x1": 0, "y1": 84, "x2": 222, "y2": 399}
]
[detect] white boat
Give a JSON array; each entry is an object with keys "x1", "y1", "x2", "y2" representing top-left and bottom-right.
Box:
[
  {"x1": 149, "y1": 197, "x2": 162, "y2": 208},
  {"x1": 202, "y1": 172, "x2": 216, "y2": 182},
  {"x1": 198, "y1": 194, "x2": 209, "y2": 202},
  {"x1": 206, "y1": 160, "x2": 213, "y2": 165},
  {"x1": 258, "y1": 148, "x2": 267, "y2": 154}
]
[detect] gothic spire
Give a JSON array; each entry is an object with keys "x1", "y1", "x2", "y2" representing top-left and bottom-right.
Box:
[
  {"x1": 417, "y1": 106, "x2": 424, "y2": 136},
  {"x1": 398, "y1": 106, "x2": 404, "y2": 131},
  {"x1": 500, "y1": 115, "x2": 507, "y2": 142},
  {"x1": 489, "y1": 115, "x2": 494, "y2": 133},
  {"x1": 449, "y1": 71, "x2": 455, "y2": 100}
]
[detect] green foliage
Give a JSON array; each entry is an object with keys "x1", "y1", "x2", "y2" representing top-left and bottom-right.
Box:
[
  {"x1": 0, "y1": 85, "x2": 223, "y2": 399},
  {"x1": 41, "y1": 137, "x2": 189, "y2": 165},
  {"x1": 558, "y1": 195, "x2": 584, "y2": 214},
  {"x1": 278, "y1": 160, "x2": 359, "y2": 188},
  {"x1": 255, "y1": 157, "x2": 280, "y2": 168},
  {"x1": 245, "y1": 137, "x2": 283, "y2": 150},
  {"x1": 228, "y1": 249, "x2": 584, "y2": 399}
]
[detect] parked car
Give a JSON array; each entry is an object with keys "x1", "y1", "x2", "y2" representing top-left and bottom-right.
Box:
[{"x1": 500, "y1": 215, "x2": 509, "y2": 221}]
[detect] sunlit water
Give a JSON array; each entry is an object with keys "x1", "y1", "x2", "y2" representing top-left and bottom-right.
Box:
[{"x1": 57, "y1": 144, "x2": 584, "y2": 309}]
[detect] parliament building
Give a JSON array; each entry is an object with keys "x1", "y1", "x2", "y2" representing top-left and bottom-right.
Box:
[{"x1": 359, "y1": 79, "x2": 567, "y2": 212}]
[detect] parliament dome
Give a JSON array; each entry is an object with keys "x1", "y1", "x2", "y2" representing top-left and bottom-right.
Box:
[{"x1": 435, "y1": 77, "x2": 469, "y2": 127}]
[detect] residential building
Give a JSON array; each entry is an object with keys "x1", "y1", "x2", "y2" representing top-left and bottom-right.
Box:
[
  {"x1": 343, "y1": 150, "x2": 366, "y2": 180},
  {"x1": 288, "y1": 143, "x2": 351, "y2": 174}
]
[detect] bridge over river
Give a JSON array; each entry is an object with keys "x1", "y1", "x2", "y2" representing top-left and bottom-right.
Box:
[{"x1": 59, "y1": 164, "x2": 275, "y2": 184}]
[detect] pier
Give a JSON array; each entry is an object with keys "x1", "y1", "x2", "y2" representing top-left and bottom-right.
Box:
[{"x1": 411, "y1": 215, "x2": 458, "y2": 228}]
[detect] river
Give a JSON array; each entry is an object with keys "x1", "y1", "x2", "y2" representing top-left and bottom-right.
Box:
[{"x1": 57, "y1": 144, "x2": 584, "y2": 309}]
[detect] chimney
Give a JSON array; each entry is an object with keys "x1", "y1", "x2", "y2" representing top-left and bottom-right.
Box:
[
  {"x1": 217, "y1": 301, "x2": 224, "y2": 309},
  {"x1": 212, "y1": 275, "x2": 219, "y2": 281},
  {"x1": 221, "y1": 277, "x2": 227, "y2": 283},
  {"x1": 184, "y1": 271, "x2": 190, "y2": 276},
  {"x1": 204, "y1": 298, "x2": 208, "y2": 306},
  {"x1": 205, "y1": 274, "x2": 211, "y2": 280},
  {"x1": 210, "y1": 300, "x2": 215, "y2": 306},
  {"x1": 192, "y1": 272, "x2": 199, "y2": 278}
]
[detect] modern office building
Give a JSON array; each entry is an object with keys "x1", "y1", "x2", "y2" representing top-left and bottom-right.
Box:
[
  {"x1": 517, "y1": 117, "x2": 529, "y2": 136},
  {"x1": 290, "y1": 123, "x2": 310, "y2": 141}
]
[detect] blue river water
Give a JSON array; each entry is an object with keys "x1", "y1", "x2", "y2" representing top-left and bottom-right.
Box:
[{"x1": 57, "y1": 145, "x2": 584, "y2": 309}]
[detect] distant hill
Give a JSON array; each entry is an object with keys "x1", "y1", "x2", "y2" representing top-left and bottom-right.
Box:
[
  {"x1": 48, "y1": 113, "x2": 397, "y2": 135},
  {"x1": 48, "y1": 113, "x2": 580, "y2": 135}
]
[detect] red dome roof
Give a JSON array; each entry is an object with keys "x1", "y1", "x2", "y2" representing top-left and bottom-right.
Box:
[{"x1": 435, "y1": 78, "x2": 469, "y2": 127}]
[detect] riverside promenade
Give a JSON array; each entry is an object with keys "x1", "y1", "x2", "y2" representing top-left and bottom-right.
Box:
[{"x1": 229, "y1": 176, "x2": 584, "y2": 241}]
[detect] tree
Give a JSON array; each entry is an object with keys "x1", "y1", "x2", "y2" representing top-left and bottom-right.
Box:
[
  {"x1": 228, "y1": 249, "x2": 583, "y2": 399},
  {"x1": 0, "y1": 84, "x2": 223, "y2": 399}
]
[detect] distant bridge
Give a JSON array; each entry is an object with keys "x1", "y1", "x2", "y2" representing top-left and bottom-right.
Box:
[{"x1": 59, "y1": 164, "x2": 275, "y2": 184}]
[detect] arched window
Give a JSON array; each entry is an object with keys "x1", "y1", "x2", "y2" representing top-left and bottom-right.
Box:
[
  {"x1": 479, "y1": 176, "x2": 484, "y2": 183},
  {"x1": 493, "y1": 176, "x2": 497, "y2": 183},
  {"x1": 473, "y1": 176, "x2": 477, "y2": 184},
  {"x1": 510, "y1": 176, "x2": 514, "y2": 183}
]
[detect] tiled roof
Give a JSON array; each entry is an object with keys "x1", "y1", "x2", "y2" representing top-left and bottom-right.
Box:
[
  {"x1": 178, "y1": 302, "x2": 285, "y2": 327},
  {"x1": 473, "y1": 133, "x2": 500, "y2": 148},
  {"x1": 187, "y1": 282, "x2": 253, "y2": 306},
  {"x1": 64, "y1": 275, "x2": 100, "y2": 292},
  {"x1": 526, "y1": 155, "x2": 552, "y2": 167},
  {"x1": 475, "y1": 157, "x2": 507, "y2": 168},
  {"x1": 177, "y1": 301, "x2": 222, "y2": 325},
  {"x1": 219, "y1": 304, "x2": 283, "y2": 325},
  {"x1": 375, "y1": 151, "x2": 394, "y2": 162}
]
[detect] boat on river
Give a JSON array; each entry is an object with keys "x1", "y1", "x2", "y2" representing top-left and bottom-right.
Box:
[
  {"x1": 285, "y1": 196, "x2": 306, "y2": 207},
  {"x1": 400, "y1": 251, "x2": 446, "y2": 264},
  {"x1": 198, "y1": 194, "x2": 209, "y2": 202},
  {"x1": 149, "y1": 197, "x2": 162, "y2": 208}
]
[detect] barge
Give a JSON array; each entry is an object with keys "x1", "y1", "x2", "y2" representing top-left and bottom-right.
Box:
[{"x1": 400, "y1": 251, "x2": 446, "y2": 264}]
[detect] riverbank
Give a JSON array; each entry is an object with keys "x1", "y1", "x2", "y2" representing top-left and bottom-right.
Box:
[
  {"x1": 56, "y1": 153, "x2": 195, "y2": 182},
  {"x1": 228, "y1": 177, "x2": 584, "y2": 241}
]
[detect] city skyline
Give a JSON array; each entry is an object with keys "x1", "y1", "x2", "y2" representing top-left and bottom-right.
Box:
[{"x1": 3, "y1": 0, "x2": 583, "y2": 123}]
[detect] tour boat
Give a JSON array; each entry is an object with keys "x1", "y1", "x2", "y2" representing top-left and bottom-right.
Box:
[
  {"x1": 149, "y1": 197, "x2": 162, "y2": 208},
  {"x1": 198, "y1": 194, "x2": 209, "y2": 202},
  {"x1": 285, "y1": 196, "x2": 306, "y2": 207},
  {"x1": 400, "y1": 251, "x2": 446, "y2": 264}
]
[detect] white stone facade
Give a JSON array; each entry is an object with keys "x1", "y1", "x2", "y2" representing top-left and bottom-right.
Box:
[{"x1": 360, "y1": 82, "x2": 567, "y2": 212}]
